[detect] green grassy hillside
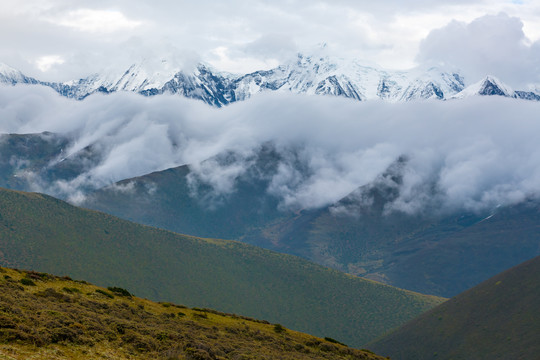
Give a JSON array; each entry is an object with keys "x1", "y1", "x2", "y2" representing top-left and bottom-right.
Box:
[
  {"x1": 82, "y1": 157, "x2": 540, "y2": 298},
  {"x1": 0, "y1": 187, "x2": 444, "y2": 347},
  {"x1": 368, "y1": 255, "x2": 540, "y2": 359},
  {"x1": 0, "y1": 266, "x2": 386, "y2": 360}
]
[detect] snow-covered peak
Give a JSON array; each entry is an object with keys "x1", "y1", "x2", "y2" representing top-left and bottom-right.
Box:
[
  {"x1": 0, "y1": 62, "x2": 38, "y2": 85},
  {"x1": 0, "y1": 62, "x2": 21, "y2": 76},
  {"x1": 1, "y1": 57, "x2": 538, "y2": 105},
  {"x1": 452, "y1": 75, "x2": 514, "y2": 99}
]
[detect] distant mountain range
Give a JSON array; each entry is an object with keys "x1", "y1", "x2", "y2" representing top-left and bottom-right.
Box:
[{"x1": 1, "y1": 55, "x2": 539, "y2": 105}]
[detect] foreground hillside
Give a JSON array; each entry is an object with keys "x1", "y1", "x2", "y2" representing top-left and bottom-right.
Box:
[
  {"x1": 368, "y1": 255, "x2": 540, "y2": 360},
  {"x1": 0, "y1": 187, "x2": 444, "y2": 347},
  {"x1": 0, "y1": 267, "x2": 386, "y2": 360}
]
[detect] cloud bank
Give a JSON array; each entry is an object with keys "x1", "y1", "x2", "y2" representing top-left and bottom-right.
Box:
[
  {"x1": 2, "y1": 1, "x2": 540, "y2": 79},
  {"x1": 417, "y1": 13, "x2": 540, "y2": 88},
  {"x1": 1, "y1": 84, "x2": 540, "y2": 214}
]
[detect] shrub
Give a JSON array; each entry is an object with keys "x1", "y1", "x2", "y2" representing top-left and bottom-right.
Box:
[
  {"x1": 62, "y1": 287, "x2": 81, "y2": 294},
  {"x1": 36, "y1": 288, "x2": 71, "y2": 302},
  {"x1": 320, "y1": 343, "x2": 338, "y2": 352},
  {"x1": 107, "y1": 286, "x2": 132, "y2": 297},
  {"x1": 184, "y1": 347, "x2": 213, "y2": 360},
  {"x1": 20, "y1": 278, "x2": 36, "y2": 286},
  {"x1": 95, "y1": 289, "x2": 114, "y2": 299},
  {"x1": 324, "y1": 337, "x2": 347, "y2": 346},
  {"x1": 273, "y1": 324, "x2": 286, "y2": 333},
  {"x1": 25, "y1": 271, "x2": 49, "y2": 281}
]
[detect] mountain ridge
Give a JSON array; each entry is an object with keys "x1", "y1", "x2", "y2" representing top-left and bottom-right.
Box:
[{"x1": 1, "y1": 55, "x2": 538, "y2": 105}]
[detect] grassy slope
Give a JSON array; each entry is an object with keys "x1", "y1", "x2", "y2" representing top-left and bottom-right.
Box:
[
  {"x1": 368, "y1": 255, "x2": 540, "y2": 360},
  {"x1": 0, "y1": 187, "x2": 444, "y2": 347},
  {"x1": 82, "y1": 161, "x2": 540, "y2": 298},
  {"x1": 0, "y1": 266, "x2": 386, "y2": 360}
]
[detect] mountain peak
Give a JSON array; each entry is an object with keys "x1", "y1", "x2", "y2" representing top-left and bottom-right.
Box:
[
  {"x1": 451, "y1": 75, "x2": 514, "y2": 99},
  {"x1": 478, "y1": 75, "x2": 513, "y2": 96},
  {"x1": 1, "y1": 58, "x2": 539, "y2": 105},
  {"x1": 0, "y1": 62, "x2": 39, "y2": 85},
  {"x1": 0, "y1": 62, "x2": 19, "y2": 74}
]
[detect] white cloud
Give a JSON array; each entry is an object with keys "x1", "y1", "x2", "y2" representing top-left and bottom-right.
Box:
[
  {"x1": 49, "y1": 8, "x2": 143, "y2": 33},
  {"x1": 417, "y1": 12, "x2": 540, "y2": 87},
  {"x1": 2, "y1": 0, "x2": 540, "y2": 80},
  {"x1": 35, "y1": 55, "x2": 65, "y2": 72},
  {"x1": 1, "y1": 85, "x2": 540, "y2": 214}
]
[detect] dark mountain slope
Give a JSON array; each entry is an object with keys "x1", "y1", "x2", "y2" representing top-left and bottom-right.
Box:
[
  {"x1": 283, "y1": 193, "x2": 540, "y2": 297},
  {"x1": 83, "y1": 154, "x2": 540, "y2": 297},
  {"x1": 368, "y1": 255, "x2": 540, "y2": 360},
  {"x1": 0, "y1": 132, "x2": 69, "y2": 190},
  {"x1": 81, "y1": 145, "x2": 291, "y2": 244},
  {"x1": 0, "y1": 187, "x2": 444, "y2": 347}
]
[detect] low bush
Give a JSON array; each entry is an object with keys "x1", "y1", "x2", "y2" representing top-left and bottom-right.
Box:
[
  {"x1": 108, "y1": 286, "x2": 132, "y2": 297},
  {"x1": 95, "y1": 289, "x2": 114, "y2": 299},
  {"x1": 273, "y1": 324, "x2": 286, "y2": 333},
  {"x1": 20, "y1": 278, "x2": 36, "y2": 286},
  {"x1": 62, "y1": 287, "x2": 81, "y2": 294},
  {"x1": 324, "y1": 336, "x2": 347, "y2": 346}
]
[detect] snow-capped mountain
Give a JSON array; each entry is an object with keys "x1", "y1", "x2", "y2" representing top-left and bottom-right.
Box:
[
  {"x1": 1, "y1": 56, "x2": 539, "y2": 105},
  {"x1": 452, "y1": 75, "x2": 515, "y2": 99},
  {"x1": 451, "y1": 75, "x2": 540, "y2": 101},
  {"x1": 0, "y1": 63, "x2": 39, "y2": 85},
  {"x1": 229, "y1": 54, "x2": 465, "y2": 102}
]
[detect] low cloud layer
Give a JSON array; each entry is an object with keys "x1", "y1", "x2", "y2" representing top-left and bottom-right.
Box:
[{"x1": 1, "y1": 84, "x2": 540, "y2": 214}]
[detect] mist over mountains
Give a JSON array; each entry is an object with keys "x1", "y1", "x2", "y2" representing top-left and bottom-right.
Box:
[{"x1": 1, "y1": 82, "x2": 540, "y2": 217}]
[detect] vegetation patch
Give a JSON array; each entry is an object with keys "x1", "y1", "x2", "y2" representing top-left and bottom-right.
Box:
[
  {"x1": 0, "y1": 266, "x2": 386, "y2": 360},
  {"x1": 107, "y1": 286, "x2": 132, "y2": 297},
  {"x1": 20, "y1": 278, "x2": 36, "y2": 286},
  {"x1": 94, "y1": 289, "x2": 114, "y2": 299}
]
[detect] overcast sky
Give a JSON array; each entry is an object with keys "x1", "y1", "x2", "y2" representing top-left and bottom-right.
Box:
[{"x1": 1, "y1": 0, "x2": 540, "y2": 85}]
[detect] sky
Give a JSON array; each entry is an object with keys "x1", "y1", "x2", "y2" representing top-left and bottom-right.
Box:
[{"x1": 1, "y1": 0, "x2": 540, "y2": 85}]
